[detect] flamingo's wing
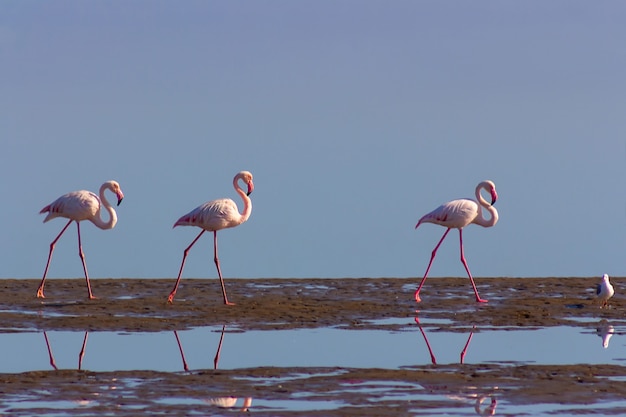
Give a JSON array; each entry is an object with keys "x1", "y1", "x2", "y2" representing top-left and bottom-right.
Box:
[
  {"x1": 174, "y1": 198, "x2": 240, "y2": 231},
  {"x1": 41, "y1": 191, "x2": 100, "y2": 222},
  {"x1": 417, "y1": 199, "x2": 478, "y2": 229}
]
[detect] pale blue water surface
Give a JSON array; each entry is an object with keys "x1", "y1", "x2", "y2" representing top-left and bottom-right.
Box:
[
  {"x1": 1, "y1": 320, "x2": 625, "y2": 415},
  {"x1": 0, "y1": 322, "x2": 621, "y2": 373}
]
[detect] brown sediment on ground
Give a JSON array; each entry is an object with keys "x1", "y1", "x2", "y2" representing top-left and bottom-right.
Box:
[
  {"x1": 1, "y1": 277, "x2": 625, "y2": 415},
  {"x1": 0, "y1": 277, "x2": 622, "y2": 332},
  {"x1": 2, "y1": 364, "x2": 626, "y2": 416}
]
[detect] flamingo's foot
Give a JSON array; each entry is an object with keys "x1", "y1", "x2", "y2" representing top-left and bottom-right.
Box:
[
  {"x1": 414, "y1": 291, "x2": 422, "y2": 303},
  {"x1": 37, "y1": 288, "x2": 45, "y2": 298},
  {"x1": 167, "y1": 293, "x2": 176, "y2": 304},
  {"x1": 224, "y1": 301, "x2": 236, "y2": 306},
  {"x1": 88, "y1": 295, "x2": 97, "y2": 300},
  {"x1": 476, "y1": 297, "x2": 488, "y2": 303}
]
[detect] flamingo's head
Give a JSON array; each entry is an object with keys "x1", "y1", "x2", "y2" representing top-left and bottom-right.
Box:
[
  {"x1": 105, "y1": 180, "x2": 124, "y2": 206},
  {"x1": 236, "y1": 171, "x2": 254, "y2": 196},
  {"x1": 482, "y1": 180, "x2": 497, "y2": 205},
  {"x1": 490, "y1": 187, "x2": 497, "y2": 205}
]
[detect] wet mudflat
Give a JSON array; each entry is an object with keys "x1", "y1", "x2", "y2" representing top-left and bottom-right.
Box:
[{"x1": 0, "y1": 277, "x2": 625, "y2": 415}]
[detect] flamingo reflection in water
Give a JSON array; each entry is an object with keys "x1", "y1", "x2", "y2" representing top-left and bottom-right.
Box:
[
  {"x1": 173, "y1": 325, "x2": 226, "y2": 371},
  {"x1": 43, "y1": 331, "x2": 119, "y2": 407},
  {"x1": 206, "y1": 397, "x2": 252, "y2": 412},
  {"x1": 173, "y1": 325, "x2": 252, "y2": 411},
  {"x1": 414, "y1": 316, "x2": 498, "y2": 416},
  {"x1": 415, "y1": 316, "x2": 474, "y2": 365},
  {"x1": 43, "y1": 331, "x2": 89, "y2": 371}
]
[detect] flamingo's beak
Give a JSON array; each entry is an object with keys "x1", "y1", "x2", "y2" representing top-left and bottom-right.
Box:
[
  {"x1": 490, "y1": 189, "x2": 498, "y2": 205},
  {"x1": 247, "y1": 181, "x2": 254, "y2": 196},
  {"x1": 117, "y1": 192, "x2": 124, "y2": 206}
]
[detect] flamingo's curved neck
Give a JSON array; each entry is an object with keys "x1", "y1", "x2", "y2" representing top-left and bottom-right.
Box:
[
  {"x1": 90, "y1": 183, "x2": 118, "y2": 230},
  {"x1": 234, "y1": 177, "x2": 252, "y2": 224},
  {"x1": 473, "y1": 183, "x2": 498, "y2": 228}
]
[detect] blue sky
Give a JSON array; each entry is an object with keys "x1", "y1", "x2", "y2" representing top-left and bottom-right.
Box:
[{"x1": 1, "y1": 1, "x2": 624, "y2": 281}]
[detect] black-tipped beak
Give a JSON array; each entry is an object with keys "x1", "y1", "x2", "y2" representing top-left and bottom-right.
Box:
[{"x1": 247, "y1": 181, "x2": 254, "y2": 196}]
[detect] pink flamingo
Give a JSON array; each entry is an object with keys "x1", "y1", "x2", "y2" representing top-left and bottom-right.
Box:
[
  {"x1": 168, "y1": 171, "x2": 254, "y2": 305},
  {"x1": 37, "y1": 181, "x2": 124, "y2": 299},
  {"x1": 414, "y1": 180, "x2": 498, "y2": 303}
]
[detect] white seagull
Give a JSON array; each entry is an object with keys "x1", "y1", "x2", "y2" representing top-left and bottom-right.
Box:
[{"x1": 596, "y1": 274, "x2": 614, "y2": 309}]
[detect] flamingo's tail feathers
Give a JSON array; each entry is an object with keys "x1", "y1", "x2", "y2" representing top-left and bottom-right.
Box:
[
  {"x1": 415, "y1": 216, "x2": 430, "y2": 229},
  {"x1": 416, "y1": 211, "x2": 447, "y2": 229},
  {"x1": 173, "y1": 213, "x2": 195, "y2": 228},
  {"x1": 40, "y1": 204, "x2": 55, "y2": 223}
]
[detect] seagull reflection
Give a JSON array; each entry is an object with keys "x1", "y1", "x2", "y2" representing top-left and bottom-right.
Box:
[
  {"x1": 173, "y1": 325, "x2": 227, "y2": 371},
  {"x1": 43, "y1": 331, "x2": 89, "y2": 370},
  {"x1": 596, "y1": 320, "x2": 614, "y2": 348},
  {"x1": 415, "y1": 316, "x2": 474, "y2": 364},
  {"x1": 415, "y1": 316, "x2": 498, "y2": 416}
]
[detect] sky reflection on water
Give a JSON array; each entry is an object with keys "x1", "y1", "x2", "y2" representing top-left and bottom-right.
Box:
[{"x1": 0, "y1": 322, "x2": 623, "y2": 373}]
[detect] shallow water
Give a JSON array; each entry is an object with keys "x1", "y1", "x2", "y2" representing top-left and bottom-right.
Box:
[
  {"x1": 1, "y1": 277, "x2": 626, "y2": 415},
  {"x1": 1, "y1": 323, "x2": 625, "y2": 415},
  {"x1": 1, "y1": 322, "x2": 624, "y2": 374}
]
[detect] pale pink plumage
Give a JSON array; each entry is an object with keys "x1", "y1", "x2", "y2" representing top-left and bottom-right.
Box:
[
  {"x1": 173, "y1": 198, "x2": 246, "y2": 231},
  {"x1": 168, "y1": 171, "x2": 254, "y2": 305},
  {"x1": 414, "y1": 180, "x2": 498, "y2": 303},
  {"x1": 417, "y1": 199, "x2": 483, "y2": 229},
  {"x1": 41, "y1": 191, "x2": 100, "y2": 223},
  {"x1": 37, "y1": 181, "x2": 124, "y2": 299}
]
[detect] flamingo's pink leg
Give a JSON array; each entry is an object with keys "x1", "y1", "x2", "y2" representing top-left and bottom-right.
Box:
[
  {"x1": 414, "y1": 317, "x2": 437, "y2": 364},
  {"x1": 78, "y1": 332, "x2": 88, "y2": 370},
  {"x1": 75, "y1": 223, "x2": 95, "y2": 299},
  {"x1": 460, "y1": 326, "x2": 475, "y2": 364},
  {"x1": 415, "y1": 228, "x2": 451, "y2": 302},
  {"x1": 37, "y1": 220, "x2": 73, "y2": 298},
  {"x1": 213, "y1": 231, "x2": 234, "y2": 306},
  {"x1": 43, "y1": 332, "x2": 58, "y2": 370},
  {"x1": 174, "y1": 331, "x2": 189, "y2": 371},
  {"x1": 458, "y1": 230, "x2": 488, "y2": 303},
  {"x1": 168, "y1": 230, "x2": 206, "y2": 303},
  {"x1": 214, "y1": 325, "x2": 226, "y2": 369}
]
